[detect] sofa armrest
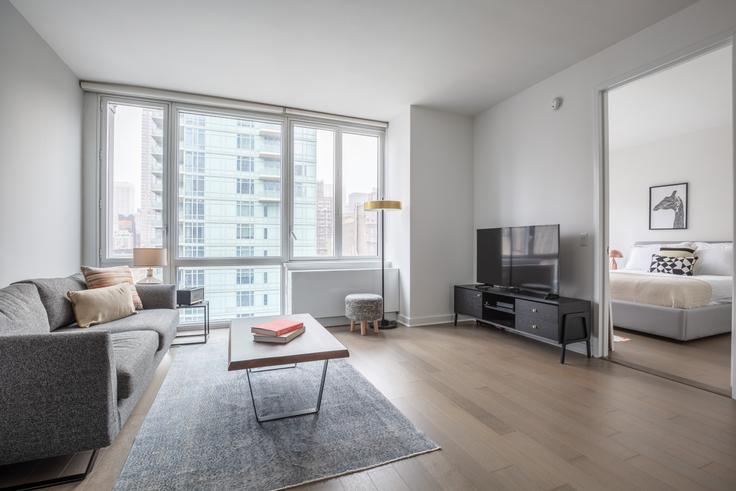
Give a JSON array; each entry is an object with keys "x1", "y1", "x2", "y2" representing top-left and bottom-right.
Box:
[
  {"x1": 0, "y1": 331, "x2": 118, "y2": 465},
  {"x1": 136, "y1": 283, "x2": 176, "y2": 310}
]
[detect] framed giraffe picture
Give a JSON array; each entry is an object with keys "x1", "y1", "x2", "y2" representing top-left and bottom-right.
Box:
[{"x1": 649, "y1": 182, "x2": 688, "y2": 230}]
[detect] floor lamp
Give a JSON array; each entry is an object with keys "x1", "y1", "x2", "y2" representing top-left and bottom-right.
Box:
[{"x1": 364, "y1": 199, "x2": 402, "y2": 329}]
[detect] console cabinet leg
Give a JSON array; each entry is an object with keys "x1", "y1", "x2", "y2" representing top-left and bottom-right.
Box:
[{"x1": 454, "y1": 313, "x2": 458, "y2": 326}]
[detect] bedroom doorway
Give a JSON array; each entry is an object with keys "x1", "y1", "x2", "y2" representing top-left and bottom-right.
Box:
[{"x1": 603, "y1": 43, "x2": 734, "y2": 396}]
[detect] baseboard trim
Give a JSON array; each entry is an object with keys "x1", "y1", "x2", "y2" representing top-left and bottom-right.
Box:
[{"x1": 397, "y1": 313, "x2": 459, "y2": 327}]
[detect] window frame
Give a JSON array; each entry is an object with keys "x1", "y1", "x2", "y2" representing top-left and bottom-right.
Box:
[
  {"x1": 97, "y1": 95, "x2": 385, "y2": 319},
  {"x1": 287, "y1": 119, "x2": 384, "y2": 261},
  {"x1": 99, "y1": 95, "x2": 171, "y2": 266}
]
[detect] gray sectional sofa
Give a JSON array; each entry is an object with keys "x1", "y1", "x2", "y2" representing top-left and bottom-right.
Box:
[{"x1": 0, "y1": 273, "x2": 178, "y2": 466}]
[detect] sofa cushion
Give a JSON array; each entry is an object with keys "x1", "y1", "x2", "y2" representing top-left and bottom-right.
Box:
[
  {"x1": 0, "y1": 284, "x2": 50, "y2": 335},
  {"x1": 15, "y1": 274, "x2": 87, "y2": 330},
  {"x1": 55, "y1": 309, "x2": 178, "y2": 352},
  {"x1": 67, "y1": 284, "x2": 137, "y2": 328},
  {"x1": 111, "y1": 331, "x2": 158, "y2": 400}
]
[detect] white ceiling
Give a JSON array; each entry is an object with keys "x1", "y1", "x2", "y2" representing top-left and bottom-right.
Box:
[
  {"x1": 12, "y1": 0, "x2": 696, "y2": 120},
  {"x1": 608, "y1": 44, "x2": 732, "y2": 150}
]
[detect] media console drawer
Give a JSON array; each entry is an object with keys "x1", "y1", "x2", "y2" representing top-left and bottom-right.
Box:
[
  {"x1": 516, "y1": 299, "x2": 557, "y2": 320},
  {"x1": 515, "y1": 314, "x2": 558, "y2": 341}
]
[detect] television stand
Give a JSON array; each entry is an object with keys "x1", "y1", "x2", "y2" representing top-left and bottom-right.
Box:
[{"x1": 453, "y1": 284, "x2": 591, "y2": 363}]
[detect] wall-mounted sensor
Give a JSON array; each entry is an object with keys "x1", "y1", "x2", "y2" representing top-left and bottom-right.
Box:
[{"x1": 552, "y1": 97, "x2": 563, "y2": 110}]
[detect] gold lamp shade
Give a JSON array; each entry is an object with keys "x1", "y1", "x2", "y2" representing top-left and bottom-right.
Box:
[{"x1": 364, "y1": 200, "x2": 402, "y2": 211}]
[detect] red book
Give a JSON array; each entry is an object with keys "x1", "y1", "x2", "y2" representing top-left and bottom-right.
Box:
[{"x1": 251, "y1": 319, "x2": 304, "y2": 337}]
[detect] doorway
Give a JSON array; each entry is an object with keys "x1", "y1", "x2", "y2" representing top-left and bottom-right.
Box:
[{"x1": 602, "y1": 43, "x2": 734, "y2": 396}]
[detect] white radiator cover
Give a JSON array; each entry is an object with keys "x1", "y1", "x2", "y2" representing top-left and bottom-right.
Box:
[{"x1": 287, "y1": 267, "x2": 399, "y2": 318}]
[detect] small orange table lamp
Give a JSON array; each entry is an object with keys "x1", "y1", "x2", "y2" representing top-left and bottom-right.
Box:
[{"x1": 609, "y1": 249, "x2": 623, "y2": 270}]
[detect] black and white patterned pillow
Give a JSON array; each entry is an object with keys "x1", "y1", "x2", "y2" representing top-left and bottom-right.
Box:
[{"x1": 649, "y1": 254, "x2": 697, "y2": 276}]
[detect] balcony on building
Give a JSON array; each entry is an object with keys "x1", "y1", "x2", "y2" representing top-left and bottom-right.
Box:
[{"x1": 258, "y1": 149, "x2": 280, "y2": 160}]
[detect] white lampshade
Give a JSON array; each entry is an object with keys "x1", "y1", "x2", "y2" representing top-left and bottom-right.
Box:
[{"x1": 133, "y1": 248, "x2": 168, "y2": 267}]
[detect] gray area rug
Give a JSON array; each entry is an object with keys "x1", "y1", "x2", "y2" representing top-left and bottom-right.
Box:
[{"x1": 115, "y1": 335, "x2": 439, "y2": 490}]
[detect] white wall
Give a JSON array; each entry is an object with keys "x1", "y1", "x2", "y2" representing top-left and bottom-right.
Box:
[
  {"x1": 385, "y1": 106, "x2": 474, "y2": 326},
  {"x1": 0, "y1": 0, "x2": 83, "y2": 286},
  {"x1": 385, "y1": 108, "x2": 412, "y2": 318},
  {"x1": 408, "y1": 107, "x2": 474, "y2": 325},
  {"x1": 473, "y1": 0, "x2": 736, "y2": 356},
  {"x1": 611, "y1": 125, "x2": 733, "y2": 260}
]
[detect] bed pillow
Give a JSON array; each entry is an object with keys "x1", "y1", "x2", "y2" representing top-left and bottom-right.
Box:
[
  {"x1": 623, "y1": 242, "x2": 694, "y2": 271},
  {"x1": 624, "y1": 245, "x2": 660, "y2": 271},
  {"x1": 659, "y1": 246, "x2": 696, "y2": 258},
  {"x1": 649, "y1": 254, "x2": 697, "y2": 276},
  {"x1": 693, "y1": 242, "x2": 733, "y2": 276}
]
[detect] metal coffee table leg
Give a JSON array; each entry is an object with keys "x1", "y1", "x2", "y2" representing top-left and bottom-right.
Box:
[{"x1": 246, "y1": 360, "x2": 329, "y2": 423}]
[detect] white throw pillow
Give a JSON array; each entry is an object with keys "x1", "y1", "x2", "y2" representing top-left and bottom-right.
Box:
[
  {"x1": 623, "y1": 244, "x2": 660, "y2": 271},
  {"x1": 693, "y1": 242, "x2": 733, "y2": 276},
  {"x1": 623, "y1": 242, "x2": 694, "y2": 271}
]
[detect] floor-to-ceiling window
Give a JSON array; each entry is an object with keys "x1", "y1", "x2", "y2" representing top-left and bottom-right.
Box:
[
  {"x1": 289, "y1": 123, "x2": 380, "y2": 259},
  {"x1": 99, "y1": 97, "x2": 384, "y2": 323}
]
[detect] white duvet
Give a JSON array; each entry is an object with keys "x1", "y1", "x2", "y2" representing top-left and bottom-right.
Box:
[{"x1": 612, "y1": 270, "x2": 733, "y2": 305}]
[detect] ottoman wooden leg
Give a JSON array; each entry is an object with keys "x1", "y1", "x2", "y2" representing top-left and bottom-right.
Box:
[
  {"x1": 373, "y1": 320, "x2": 379, "y2": 333},
  {"x1": 350, "y1": 320, "x2": 355, "y2": 332},
  {"x1": 360, "y1": 320, "x2": 367, "y2": 336}
]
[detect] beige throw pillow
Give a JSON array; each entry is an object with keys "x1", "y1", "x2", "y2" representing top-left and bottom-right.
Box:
[
  {"x1": 659, "y1": 247, "x2": 698, "y2": 259},
  {"x1": 81, "y1": 265, "x2": 143, "y2": 309},
  {"x1": 67, "y1": 284, "x2": 137, "y2": 328}
]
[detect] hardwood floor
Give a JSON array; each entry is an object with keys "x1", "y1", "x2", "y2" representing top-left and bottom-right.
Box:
[
  {"x1": 610, "y1": 328, "x2": 731, "y2": 396},
  {"x1": 3, "y1": 322, "x2": 736, "y2": 490}
]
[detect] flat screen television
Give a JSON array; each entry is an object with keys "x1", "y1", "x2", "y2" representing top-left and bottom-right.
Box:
[{"x1": 477, "y1": 224, "x2": 560, "y2": 295}]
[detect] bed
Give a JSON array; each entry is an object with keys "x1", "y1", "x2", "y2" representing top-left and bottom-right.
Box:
[{"x1": 610, "y1": 241, "x2": 733, "y2": 341}]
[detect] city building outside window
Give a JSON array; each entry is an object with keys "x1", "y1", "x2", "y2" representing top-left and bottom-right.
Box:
[
  {"x1": 237, "y1": 178, "x2": 254, "y2": 195},
  {"x1": 237, "y1": 156, "x2": 254, "y2": 172},
  {"x1": 237, "y1": 223, "x2": 254, "y2": 240},
  {"x1": 237, "y1": 268, "x2": 254, "y2": 285},
  {"x1": 237, "y1": 291, "x2": 254, "y2": 307},
  {"x1": 237, "y1": 134, "x2": 254, "y2": 150},
  {"x1": 237, "y1": 201, "x2": 254, "y2": 217},
  {"x1": 236, "y1": 246, "x2": 255, "y2": 257}
]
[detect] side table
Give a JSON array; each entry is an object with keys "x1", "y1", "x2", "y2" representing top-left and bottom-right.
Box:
[{"x1": 172, "y1": 300, "x2": 210, "y2": 345}]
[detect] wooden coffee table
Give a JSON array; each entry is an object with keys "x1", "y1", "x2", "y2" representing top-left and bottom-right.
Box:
[{"x1": 228, "y1": 313, "x2": 349, "y2": 423}]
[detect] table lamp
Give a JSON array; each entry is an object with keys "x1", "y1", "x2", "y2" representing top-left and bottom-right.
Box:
[
  {"x1": 364, "y1": 199, "x2": 402, "y2": 329},
  {"x1": 609, "y1": 249, "x2": 623, "y2": 270},
  {"x1": 133, "y1": 248, "x2": 167, "y2": 283}
]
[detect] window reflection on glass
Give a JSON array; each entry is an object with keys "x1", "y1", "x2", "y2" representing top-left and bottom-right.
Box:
[
  {"x1": 341, "y1": 133, "x2": 378, "y2": 256},
  {"x1": 106, "y1": 102, "x2": 165, "y2": 258},
  {"x1": 292, "y1": 127, "x2": 335, "y2": 257},
  {"x1": 177, "y1": 112, "x2": 282, "y2": 259},
  {"x1": 176, "y1": 266, "x2": 280, "y2": 323}
]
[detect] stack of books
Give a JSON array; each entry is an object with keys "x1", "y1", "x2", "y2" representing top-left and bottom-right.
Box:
[{"x1": 251, "y1": 319, "x2": 305, "y2": 344}]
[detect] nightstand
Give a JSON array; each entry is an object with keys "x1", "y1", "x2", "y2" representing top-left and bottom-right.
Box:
[{"x1": 173, "y1": 300, "x2": 210, "y2": 345}]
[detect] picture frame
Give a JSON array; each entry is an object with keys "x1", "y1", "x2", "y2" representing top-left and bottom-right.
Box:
[{"x1": 649, "y1": 182, "x2": 688, "y2": 230}]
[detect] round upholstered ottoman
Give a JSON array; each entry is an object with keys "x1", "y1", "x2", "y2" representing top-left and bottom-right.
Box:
[{"x1": 345, "y1": 293, "x2": 383, "y2": 336}]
